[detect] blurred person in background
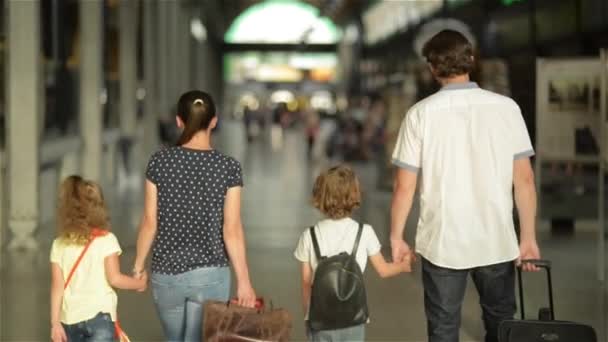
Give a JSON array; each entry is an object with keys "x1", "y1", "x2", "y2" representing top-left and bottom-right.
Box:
[
  {"x1": 361, "y1": 97, "x2": 388, "y2": 161},
  {"x1": 271, "y1": 102, "x2": 288, "y2": 150},
  {"x1": 304, "y1": 108, "x2": 321, "y2": 158}
]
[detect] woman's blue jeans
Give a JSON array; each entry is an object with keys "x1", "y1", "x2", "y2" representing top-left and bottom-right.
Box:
[{"x1": 151, "y1": 267, "x2": 231, "y2": 342}]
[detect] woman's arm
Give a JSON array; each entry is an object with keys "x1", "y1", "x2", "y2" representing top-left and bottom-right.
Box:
[
  {"x1": 223, "y1": 186, "x2": 256, "y2": 307},
  {"x1": 105, "y1": 253, "x2": 148, "y2": 290},
  {"x1": 300, "y1": 262, "x2": 313, "y2": 314},
  {"x1": 50, "y1": 263, "x2": 67, "y2": 342},
  {"x1": 134, "y1": 180, "x2": 158, "y2": 274},
  {"x1": 369, "y1": 252, "x2": 411, "y2": 278}
]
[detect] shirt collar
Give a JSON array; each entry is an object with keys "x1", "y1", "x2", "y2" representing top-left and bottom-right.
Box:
[{"x1": 441, "y1": 82, "x2": 479, "y2": 91}]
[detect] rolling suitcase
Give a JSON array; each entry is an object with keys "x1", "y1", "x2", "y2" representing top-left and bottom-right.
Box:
[{"x1": 498, "y1": 259, "x2": 597, "y2": 342}]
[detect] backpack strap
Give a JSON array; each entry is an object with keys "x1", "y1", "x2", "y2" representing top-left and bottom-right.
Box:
[
  {"x1": 351, "y1": 222, "x2": 364, "y2": 256},
  {"x1": 309, "y1": 226, "x2": 324, "y2": 260}
]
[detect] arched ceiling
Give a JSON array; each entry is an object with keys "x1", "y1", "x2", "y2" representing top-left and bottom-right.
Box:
[
  {"x1": 194, "y1": 0, "x2": 365, "y2": 43},
  {"x1": 225, "y1": 1, "x2": 342, "y2": 44}
]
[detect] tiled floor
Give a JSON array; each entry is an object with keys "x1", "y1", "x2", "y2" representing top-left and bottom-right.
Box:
[{"x1": 1, "y1": 120, "x2": 606, "y2": 341}]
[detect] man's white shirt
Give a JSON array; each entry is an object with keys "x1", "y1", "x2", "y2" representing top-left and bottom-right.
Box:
[{"x1": 392, "y1": 82, "x2": 534, "y2": 269}]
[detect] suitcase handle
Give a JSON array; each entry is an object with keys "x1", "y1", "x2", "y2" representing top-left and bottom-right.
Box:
[
  {"x1": 517, "y1": 259, "x2": 555, "y2": 320},
  {"x1": 521, "y1": 259, "x2": 552, "y2": 269}
]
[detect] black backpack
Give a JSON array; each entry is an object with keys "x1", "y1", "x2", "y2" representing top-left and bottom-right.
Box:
[{"x1": 308, "y1": 223, "x2": 369, "y2": 331}]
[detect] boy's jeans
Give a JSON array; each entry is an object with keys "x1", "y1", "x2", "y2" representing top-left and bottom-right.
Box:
[
  {"x1": 307, "y1": 323, "x2": 365, "y2": 342},
  {"x1": 152, "y1": 266, "x2": 231, "y2": 342},
  {"x1": 62, "y1": 312, "x2": 115, "y2": 342},
  {"x1": 422, "y1": 258, "x2": 516, "y2": 342}
]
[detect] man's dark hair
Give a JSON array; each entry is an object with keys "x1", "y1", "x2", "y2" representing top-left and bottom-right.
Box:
[{"x1": 422, "y1": 30, "x2": 475, "y2": 79}]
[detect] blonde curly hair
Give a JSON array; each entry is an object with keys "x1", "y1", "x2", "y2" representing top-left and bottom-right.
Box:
[
  {"x1": 57, "y1": 175, "x2": 110, "y2": 245},
  {"x1": 312, "y1": 165, "x2": 361, "y2": 219}
]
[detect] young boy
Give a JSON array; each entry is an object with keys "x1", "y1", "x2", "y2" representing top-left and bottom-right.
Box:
[{"x1": 294, "y1": 165, "x2": 412, "y2": 341}]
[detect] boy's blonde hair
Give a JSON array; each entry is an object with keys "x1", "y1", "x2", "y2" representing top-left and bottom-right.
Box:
[
  {"x1": 57, "y1": 175, "x2": 110, "y2": 245},
  {"x1": 312, "y1": 165, "x2": 361, "y2": 219}
]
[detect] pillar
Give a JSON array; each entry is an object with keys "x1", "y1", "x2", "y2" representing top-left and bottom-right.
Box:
[
  {"x1": 119, "y1": 0, "x2": 138, "y2": 138},
  {"x1": 6, "y1": 0, "x2": 42, "y2": 250},
  {"x1": 168, "y1": 1, "x2": 179, "y2": 104},
  {"x1": 158, "y1": 1, "x2": 171, "y2": 121},
  {"x1": 143, "y1": 0, "x2": 160, "y2": 157},
  {"x1": 79, "y1": 0, "x2": 103, "y2": 181},
  {"x1": 180, "y1": 3, "x2": 193, "y2": 92}
]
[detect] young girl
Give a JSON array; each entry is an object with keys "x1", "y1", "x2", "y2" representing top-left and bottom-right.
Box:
[
  {"x1": 294, "y1": 165, "x2": 412, "y2": 342},
  {"x1": 50, "y1": 175, "x2": 147, "y2": 342}
]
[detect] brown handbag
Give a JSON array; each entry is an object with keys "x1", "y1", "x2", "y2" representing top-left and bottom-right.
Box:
[{"x1": 202, "y1": 300, "x2": 292, "y2": 342}]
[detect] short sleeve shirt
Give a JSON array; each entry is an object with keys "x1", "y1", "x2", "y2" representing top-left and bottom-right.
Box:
[
  {"x1": 391, "y1": 82, "x2": 533, "y2": 269},
  {"x1": 293, "y1": 217, "x2": 381, "y2": 274},
  {"x1": 50, "y1": 232, "x2": 121, "y2": 324},
  {"x1": 146, "y1": 147, "x2": 243, "y2": 275},
  {"x1": 293, "y1": 217, "x2": 381, "y2": 320}
]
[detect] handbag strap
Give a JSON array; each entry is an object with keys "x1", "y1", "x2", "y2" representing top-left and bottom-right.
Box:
[
  {"x1": 63, "y1": 228, "x2": 107, "y2": 289},
  {"x1": 309, "y1": 226, "x2": 324, "y2": 260},
  {"x1": 351, "y1": 222, "x2": 364, "y2": 256}
]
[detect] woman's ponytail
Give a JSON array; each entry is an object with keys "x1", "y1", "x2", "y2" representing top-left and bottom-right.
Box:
[{"x1": 176, "y1": 90, "x2": 216, "y2": 146}]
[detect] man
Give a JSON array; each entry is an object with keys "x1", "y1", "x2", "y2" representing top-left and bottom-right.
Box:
[{"x1": 390, "y1": 30, "x2": 540, "y2": 342}]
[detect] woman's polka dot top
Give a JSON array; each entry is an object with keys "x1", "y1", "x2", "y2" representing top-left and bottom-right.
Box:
[{"x1": 146, "y1": 146, "x2": 243, "y2": 275}]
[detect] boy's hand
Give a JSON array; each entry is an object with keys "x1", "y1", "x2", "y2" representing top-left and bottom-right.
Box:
[
  {"x1": 398, "y1": 254, "x2": 413, "y2": 273},
  {"x1": 51, "y1": 323, "x2": 67, "y2": 342}
]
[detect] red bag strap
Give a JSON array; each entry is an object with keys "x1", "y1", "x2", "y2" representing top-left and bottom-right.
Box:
[{"x1": 63, "y1": 228, "x2": 108, "y2": 289}]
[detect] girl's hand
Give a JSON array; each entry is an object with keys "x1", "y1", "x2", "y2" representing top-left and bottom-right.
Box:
[
  {"x1": 51, "y1": 323, "x2": 67, "y2": 342},
  {"x1": 236, "y1": 283, "x2": 257, "y2": 308},
  {"x1": 132, "y1": 267, "x2": 145, "y2": 279}
]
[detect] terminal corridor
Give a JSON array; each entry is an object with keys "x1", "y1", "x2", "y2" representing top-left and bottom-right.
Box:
[
  {"x1": 1, "y1": 120, "x2": 605, "y2": 341},
  {"x1": 1, "y1": 0, "x2": 608, "y2": 341}
]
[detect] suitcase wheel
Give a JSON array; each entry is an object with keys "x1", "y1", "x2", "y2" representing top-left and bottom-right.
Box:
[{"x1": 538, "y1": 307, "x2": 552, "y2": 321}]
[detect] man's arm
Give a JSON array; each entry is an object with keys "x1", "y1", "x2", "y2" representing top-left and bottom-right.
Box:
[
  {"x1": 513, "y1": 157, "x2": 540, "y2": 271},
  {"x1": 390, "y1": 168, "x2": 418, "y2": 262}
]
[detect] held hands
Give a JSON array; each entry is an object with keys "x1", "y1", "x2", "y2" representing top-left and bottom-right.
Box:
[
  {"x1": 133, "y1": 268, "x2": 148, "y2": 292},
  {"x1": 51, "y1": 323, "x2": 67, "y2": 342},
  {"x1": 517, "y1": 240, "x2": 541, "y2": 272},
  {"x1": 391, "y1": 238, "x2": 416, "y2": 264},
  {"x1": 397, "y1": 253, "x2": 413, "y2": 273}
]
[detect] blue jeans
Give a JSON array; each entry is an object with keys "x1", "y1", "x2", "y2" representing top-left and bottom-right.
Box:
[
  {"x1": 151, "y1": 267, "x2": 231, "y2": 342},
  {"x1": 307, "y1": 323, "x2": 365, "y2": 342},
  {"x1": 62, "y1": 312, "x2": 115, "y2": 342},
  {"x1": 422, "y1": 258, "x2": 516, "y2": 342}
]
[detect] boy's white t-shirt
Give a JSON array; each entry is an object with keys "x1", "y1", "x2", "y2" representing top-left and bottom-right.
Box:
[
  {"x1": 294, "y1": 217, "x2": 382, "y2": 276},
  {"x1": 294, "y1": 218, "x2": 382, "y2": 320},
  {"x1": 50, "y1": 232, "x2": 122, "y2": 325}
]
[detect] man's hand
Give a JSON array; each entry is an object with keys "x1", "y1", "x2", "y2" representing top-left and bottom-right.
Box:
[
  {"x1": 391, "y1": 238, "x2": 414, "y2": 263},
  {"x1": 517, "y1": 240, "x2": 541, "y2": 272},
  {"x1": 51, "y1": 323, "x2": 67, "y2": 342}
]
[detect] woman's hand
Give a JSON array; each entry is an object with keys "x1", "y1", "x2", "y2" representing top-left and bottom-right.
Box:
[
  {"x1": 236, "y1": 283, "x2": 257, "y2": 308},
  {"x1": 51, "y1": 323, "x2": 67, "y2": 342},
  {"x1": 135, "y1": 270, "x2": 148, "y2": 292}
]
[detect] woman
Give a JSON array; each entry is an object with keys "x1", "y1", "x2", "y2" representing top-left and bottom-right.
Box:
[{"x1": 134, "y1": 90, "x2": 257, "y2": 341}]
